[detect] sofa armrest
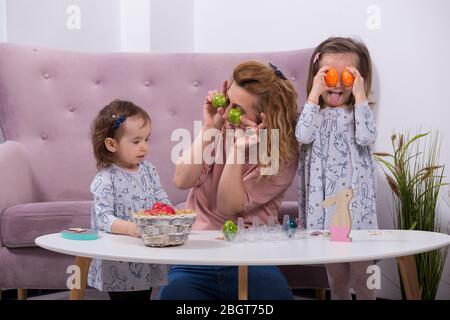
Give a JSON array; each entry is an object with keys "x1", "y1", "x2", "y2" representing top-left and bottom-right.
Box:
[{"x1": 0, "y1": 141, "x2": 35, "y2": 246}]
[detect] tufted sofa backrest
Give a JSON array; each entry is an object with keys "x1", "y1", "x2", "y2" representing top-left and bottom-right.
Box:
[{"x1": 0, "y1": 43, "x2": 313, "y2": 204}]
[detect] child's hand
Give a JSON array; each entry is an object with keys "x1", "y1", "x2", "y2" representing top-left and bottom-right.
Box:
[
  {"x1": 203, "y1": 80, "x2": 228, "y2": 130},
  {"x1": 111, "y1": 219, "x2": 140, "y2": 237},
  {"x1": 128, "y1": 222, "x2": 140, "y2": 238},
  {"x1": 307, "y1": 66, "x2": 333, "y2": 105},
  {"x1": 345, "y1": 66, "x2": 367, "y2": 105}
]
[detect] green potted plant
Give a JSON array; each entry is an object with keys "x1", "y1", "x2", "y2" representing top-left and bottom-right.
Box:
[{"x1": 375, "y1": 131, "x2": 448, "y2": 300}]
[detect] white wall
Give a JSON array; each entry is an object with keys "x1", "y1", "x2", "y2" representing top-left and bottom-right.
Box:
[
  {"x1": 0, "y1": 0, "x2": 6, "y2": 142},
  {"x1": 0, "y1": 0, "x2": 6, "y2": 42},
  {"x1": 5, "y1": 0, "x2": 121, "y2": 52},
  {"x1": 120, "y1": 0, "x2": 150, "y2": 52},
  {"x1": 150, "y1": 0, "x2": 194, "y2": 52},
  {"x1": 195, "y1": 0, "x2": 450, "y2": 300},
  {"x1": 1, "y1": 0, "x2": 195, "y2": 52}
]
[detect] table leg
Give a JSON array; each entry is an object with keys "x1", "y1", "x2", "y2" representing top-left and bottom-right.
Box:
[
  {"x1": 315, "y1": 288, "x2": 326, "y2": 300},
  {"x1": 238, "y1": 266, "x2": 248, "y2": 300},
  {"x1": 396, "y1": 255, "x2": 421, "y2": 300},
  {"x1": 17, "y1": 288, "x2": 27, "y2": 300},
  {"x1": 69, "y1": 256, "x2": 92, "y2": 300}
]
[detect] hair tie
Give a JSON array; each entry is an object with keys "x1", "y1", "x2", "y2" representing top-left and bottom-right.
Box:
[
  {"x1": 313, "y1": 53, "x2": 321, "y2": 64},
  {"x1": 112, "y1": 115, "x2": 126, "y2": 129},
  {"x1": 269, "y1": 62, "x2": 287, "y2": 80}
]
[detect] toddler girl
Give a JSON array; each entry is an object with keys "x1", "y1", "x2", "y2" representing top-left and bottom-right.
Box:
[{"x1": 88, "y1": 99, "x2": 169, "y2": 300}]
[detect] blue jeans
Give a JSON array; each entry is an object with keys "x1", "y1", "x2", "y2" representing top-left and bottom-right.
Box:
[{"x1": 159, "y1": 265, "x2": 294, "y2": 300}]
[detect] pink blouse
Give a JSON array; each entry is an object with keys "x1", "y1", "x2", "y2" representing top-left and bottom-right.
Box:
[{"x1": 187, "y1": 134, "x2": 298, "y2": 231}]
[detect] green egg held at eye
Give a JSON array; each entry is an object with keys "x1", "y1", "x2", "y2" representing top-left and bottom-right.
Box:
[
  {"x1": 211, "y1": 94, "x2": 228, "y2": 108},
  {"x1": 228, "y1": 108, "x2": 242, "y2": 125}
]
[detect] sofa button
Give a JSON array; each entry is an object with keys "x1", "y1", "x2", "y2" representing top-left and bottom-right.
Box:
[
  {"x1": 144, "y1": 81, "x2": 151, "y2": 87},
  {"x1": 43, "y1": 73, "x2": 51, "y2": 79},
  {"x1": 192, "y1": 81, "x2": 199, "y2": 87},
  {"x1": 168, "y1": 109, "x2": 176, "y2": 116},
  {"x1": 41, "y1": 133, "x2": 48, "y2": 140},
  {"x1": 33, "y1": 48, "x2": 38, "y2": 52},
  {"x1": 68, "y1": 106, "x2": 76, "y2": 112},
  {"x1": 291, "y1": 76, "x2": 296, "y2": 81},
  {"x1": 95, "y1": 80, "x2": 101, "y2": 85}
]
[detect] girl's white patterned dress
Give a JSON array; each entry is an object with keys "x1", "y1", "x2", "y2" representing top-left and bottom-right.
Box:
[
  {"x1": 296, "y1": 102, "x2": 378, "y2": 231},
  {"x1": 88, "y1": 161, "x2": 169, "y2": 291}
]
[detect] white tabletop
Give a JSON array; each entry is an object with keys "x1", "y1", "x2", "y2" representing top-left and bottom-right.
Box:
[{"x1": 35, "y1": 230, "x2": 450, "y2": 266}]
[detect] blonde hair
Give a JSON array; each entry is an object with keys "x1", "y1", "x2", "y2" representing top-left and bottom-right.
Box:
[
  {"x1": 307, "y1": 37, "x2": 373, "y2": 107},
  {"x1": 232, "y1": 61, "x2": 299, "y2": 166},
  {"x1": 91, "y1": 99, "x2": 151, "y2": 170}
]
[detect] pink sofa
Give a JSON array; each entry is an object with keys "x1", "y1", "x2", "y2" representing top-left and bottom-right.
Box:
[{"x1": 0, "y1": 43, "x2": 328, "y2": 294}]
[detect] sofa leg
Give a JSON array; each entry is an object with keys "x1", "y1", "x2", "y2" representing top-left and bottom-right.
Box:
[
  {"x1": 315, "y1": 288, "x2": 326, "y2": 300},
  {"x1": 17, "y1": 288, "x2": 27, "y2": 300},
  {"x1": 0, "y1": 289, "x2": 2, "y2": 300}
]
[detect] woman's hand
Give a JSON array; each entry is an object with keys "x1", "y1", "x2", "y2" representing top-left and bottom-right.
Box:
[
  {"x1": 203, "y1": 80, "x2": 228, "y2": 130},
  {"x1": 234, "y1": 113, "x2": 267, "y2": 151},
  {"x1": 345, "y1": 66, "x2": 367, "y2": 104},
  {"x1": 307, "y1": 66, "x2": 333, "y2": 105}
]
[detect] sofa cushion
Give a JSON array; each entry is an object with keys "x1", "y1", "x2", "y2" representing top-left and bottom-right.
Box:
[
  {"x1": 279, "y1": 201, "x2": 299, "y2": 219},
  {"x1": 1, "y1": 201, "x2": 91, "y2": 248}
]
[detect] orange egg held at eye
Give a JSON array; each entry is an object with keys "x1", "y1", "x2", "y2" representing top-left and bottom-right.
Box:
[
  {"x1": 341, "y1": 70, "x2": 355, "y2": 87},
  {"x1": 325, "y1": 68, "x2": 339, "y2": 87}
]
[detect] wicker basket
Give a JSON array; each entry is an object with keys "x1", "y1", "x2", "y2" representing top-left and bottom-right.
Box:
[{"x1": 132, "y1": 209, "x2": 197, "y2": 247}]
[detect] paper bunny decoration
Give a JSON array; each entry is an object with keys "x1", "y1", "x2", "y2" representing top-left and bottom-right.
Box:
[{"x1": 323, "y1": 189, "x2": 353, "y2": 242}]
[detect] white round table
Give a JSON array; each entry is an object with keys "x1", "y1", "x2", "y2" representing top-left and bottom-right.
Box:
[{"x1": 36, "y1": 229, "x2": 450, "y2": 300}]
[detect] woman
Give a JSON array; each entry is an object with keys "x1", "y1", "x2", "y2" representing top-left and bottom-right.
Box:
[{"x1": 160, "y1": 61, "x2": 299, "y2": 300}]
